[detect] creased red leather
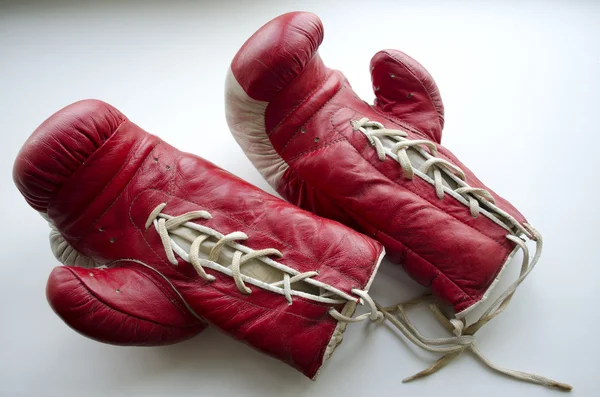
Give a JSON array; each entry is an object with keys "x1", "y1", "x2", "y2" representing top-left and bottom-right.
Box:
[
  {"x1": 14, "y1": 100, "x2": 383, "y2": 378},
  {"x1": 46, "y1": 265, "x2": 204, "y2": 346},
  {"x1": 228, "y1": 12, "x2": 528, "y2": 314}
]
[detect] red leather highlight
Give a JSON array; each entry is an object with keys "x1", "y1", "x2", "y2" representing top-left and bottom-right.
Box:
[
  {"x1": 47, "y1": 265, "x2": 205, "y2": 346},
  {"x1": 371, "y1": 50, "x2": 445, "y2": 143},
  {"x1": 231, "y1": 12, "x2": 323, "y2": 102},
  {"x1": 13, "y1": 100, "x2": 126, "y2": 212},
  {"x1": 15, "y1": 100, "x2": 383, "y2": 378},
  {"x1": 50, "y1": 120, "x2": 157, "y2": 237},
  {"x1": 228, "y1": 12, "x2": 529, "y2": 314}
]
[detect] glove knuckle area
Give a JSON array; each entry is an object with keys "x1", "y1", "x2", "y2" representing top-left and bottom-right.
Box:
[
  {"x1": 231, "y1": 12, "x2": 324, "y2": 101},
  {"x1": 13, "y1": 100, "x2": 127, "y2": 212}
]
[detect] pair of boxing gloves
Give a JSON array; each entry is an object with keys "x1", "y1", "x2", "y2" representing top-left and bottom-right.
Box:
[{"x1": 13, "y1": 12, "x2": 570, "y2": 391}]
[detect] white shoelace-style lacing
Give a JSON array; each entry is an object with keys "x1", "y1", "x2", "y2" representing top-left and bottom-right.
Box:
[
  {"x1": 337, "y1": 118, "x2": 571, "y2": 391},
  {"x1": 145, "y1": 203, "x2": 321, "y2": 304},
  {"x1": 352, "y1": 118, "x2": 514, "y2": 220},
  {"x1": 145, "y1": 200, "x2": 570, "y2": 391}
]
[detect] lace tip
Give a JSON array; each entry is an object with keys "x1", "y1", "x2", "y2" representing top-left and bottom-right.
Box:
[
  {"x1": 401, "y1": 374, "x2": 420, "y2": 383},
  {"x1": 551, "y1": 382, "x2": 573, "y2": 392}
]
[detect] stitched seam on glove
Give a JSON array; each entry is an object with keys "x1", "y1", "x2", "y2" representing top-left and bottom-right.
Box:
[
  {"x1": 332, "y1": 111, "x2": 511, "y2": 247},
  {"x1": 286, "y1": 131, "x2": 507, "y2": 248},
  {"x1": 68, "y1": 135, "x2": 161, "y2": 243},
  {"x1": 283, "y1": 159, "x2": 476, "y2": 301},
  {"x1": 286, "y1": 137, "x2": 347, "y2": 163},
  {"x1": 65, "y1": 266, "x2": 202, "y2": 328},
  {"x1": 269, "y1": 72, "x2": 330, "y2": 139},
  {"x1": 81, "y1": 141, "x2": 163, "y2": 240},
  {"x1": 370, "y1": 105, "x2": 431, "y2": 141},
  {"x1": 288, "y1": 138, "x2": 510, "y2": 301},
  {"x1": 47, "y1": 118, "x2": 128, "y2": 216},
  {"x1": 279, "y1": 77, "x2": 347, "y2": 155},
  {"x1": 113, "y1": 261, "x2": 197, "y2": 319}
]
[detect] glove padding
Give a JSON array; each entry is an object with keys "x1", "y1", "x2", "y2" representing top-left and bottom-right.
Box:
[
  {"x1": 14, "y1": 99, "x2": 384, "y2": 379},
  {"x1": 14, "y1": 100, "x2": 205, "y2": 346},
  {"x1": 225, "y1": 13, "x2": 572, "y2": 390},
  {"x1": 226, "y1": 11, "x2": 528, "y2": 315}
]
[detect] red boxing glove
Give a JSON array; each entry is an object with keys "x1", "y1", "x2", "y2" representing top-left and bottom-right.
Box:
[
  {"x1": 225, "y1": 12, "x2": 571, "y2": 390},
  {"x1": 226, "y1": 11, "x2": 521, "y2": 317},
  {"x1": 14, "y1": 100, "x2": 384, "y2": 378}
]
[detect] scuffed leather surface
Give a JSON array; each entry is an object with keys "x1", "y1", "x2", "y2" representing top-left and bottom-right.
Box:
[
  {"x1": 13, "y1": 100, "x2": 383, "y2": 378},
  {"x1": 47, "y1": 265, "x2": 204, "y2": 346},
  {"x1": 228, "y1": 12, "x2": 528, "y2": 314}
]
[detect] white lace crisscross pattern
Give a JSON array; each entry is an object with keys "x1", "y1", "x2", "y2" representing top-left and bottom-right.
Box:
[
  {"x1": 352, "y1": 117, "x2": 512, "y2": 221},
  {"x1": 331, "y1": 224, "x2": 570, "y2": 391},
  {"x1": 345, "y1": 118, "x2": 571, "y2": 390},
  {"x1": 146, "y1": 203, "x2": 330, "y2": 305},
  {"x1": 145, "y1": 202, "x2": 570, "y2": 391}
]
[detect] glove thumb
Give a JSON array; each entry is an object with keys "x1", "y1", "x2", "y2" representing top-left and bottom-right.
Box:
[
  {"x1": 370, "y1": 50, "x2": 444, "y2": 143},
  {"x1": 47, "y1": 264, "x2": 206, "y2": 345}
]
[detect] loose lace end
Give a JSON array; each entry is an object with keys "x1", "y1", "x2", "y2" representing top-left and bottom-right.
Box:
[
  {"x1": 390, "y1": 296, "x2": 573, "y2": 392},
  {"x1": 369, "y1": 294, "x2": 572, "y2": 391},
  {"x1": 402, "y1": 352, "x2": 460, "y2": 383},
  {"x1": 550, "y1": 382, "x2": 573, "y2": 392}
]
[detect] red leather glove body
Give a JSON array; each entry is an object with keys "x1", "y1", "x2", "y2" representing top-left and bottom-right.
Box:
[
  {"x1": 226, "y1": 12, "x2": 532, "y2": 316},
  {"x1": 14, "y1": 99, "x2": 384, "y2": 378}
]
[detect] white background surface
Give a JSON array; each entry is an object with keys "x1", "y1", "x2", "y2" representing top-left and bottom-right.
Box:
[{"x1": 1, "y1": 0, "x2": 598, "y2": 396}]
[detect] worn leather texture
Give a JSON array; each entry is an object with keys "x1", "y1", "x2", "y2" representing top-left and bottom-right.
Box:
[
  {"x1": 13, "y1": 100, "x2": 384, "y2": 378},
  {"x1": 227, "y1": 12, "x2": 528, "y2": 315}
]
